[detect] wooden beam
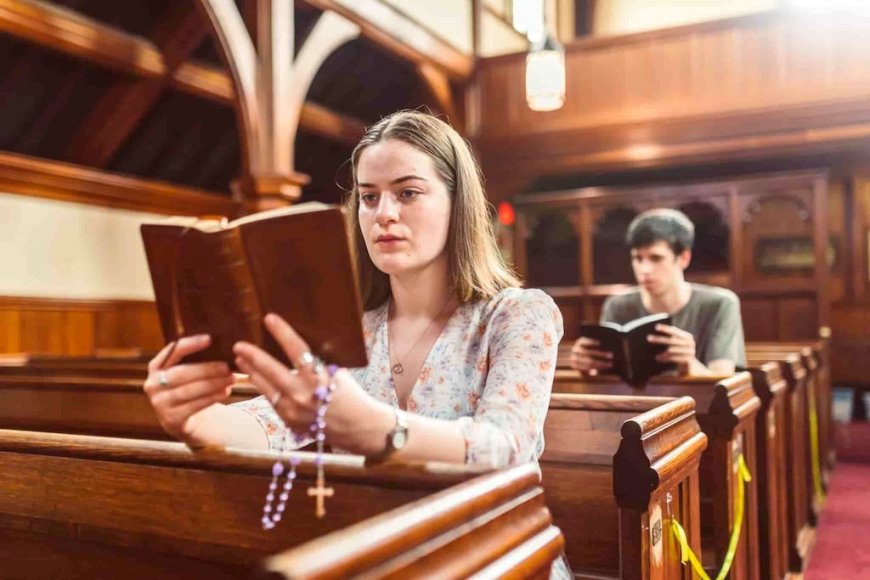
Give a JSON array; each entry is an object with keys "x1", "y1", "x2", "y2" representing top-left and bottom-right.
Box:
[
  {"x1": 65, "y1": 2, "x2": 211, "y2": 167},
  {"x1": 170, "y1": 61, "x2": 366, "y2": 145},
  {"x1": 195, "y1": 0, "x2": 259, "y2": 176},
  {"x1": 0, "y1": 0, "x2": 363, "y2": 149},
  {"x1": 302, "y1": 0, "x2": 473, "y2": 80},
  {"x1": 417, "y1": 62, "x2": 458, "y2": 125},
  {"x1": 0, "y1": 0, "x2": 163, "y2": 77},
  {"x1": 0, "y1": 151, "x2": 239, "y2": 216},
  {"x1": 284, "y1": 12, "x2": 361, "y2": 151},
  {"x1": 198, "y1": 0, "x2": 363, "y2": 209}
]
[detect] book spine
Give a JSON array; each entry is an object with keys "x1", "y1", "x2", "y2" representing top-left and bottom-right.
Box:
[{"x1": 623, "y1": 338, "x2": 633, "y2": 383}]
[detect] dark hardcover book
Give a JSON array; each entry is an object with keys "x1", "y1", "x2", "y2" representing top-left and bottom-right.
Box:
[
  {"x1": 579, "y1": 312, "x2": 676, "y2": 386},
  {"x1": 140, "y1": 202, "x2": 367, "y2": 370}
]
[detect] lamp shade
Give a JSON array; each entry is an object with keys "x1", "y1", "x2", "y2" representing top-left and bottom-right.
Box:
[{"x1": 525, "y1": 35, "x2": 565, "y2": 112}]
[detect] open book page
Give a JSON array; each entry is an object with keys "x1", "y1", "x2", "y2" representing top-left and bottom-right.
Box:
[
  {"x1": 145, "y1": 202, "x2": 329, "y2": 233},
  {"x1": 239, "y1": 206, "x2": 367, "y2": 367},
  {"x1": 141, "y1": 203, "x2": 366, "y2": 369},
  {"x1": 579, "y1": 313, "x2": 673, "y2": 386}
]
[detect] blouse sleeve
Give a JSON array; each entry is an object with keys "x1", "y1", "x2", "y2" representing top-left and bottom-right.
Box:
[
  {"x1": 456, "y1": 289, "x2": 563, "y2": 468},
  {"x1": 232, "y1": 396, "x2": 284, "y2": 451}
]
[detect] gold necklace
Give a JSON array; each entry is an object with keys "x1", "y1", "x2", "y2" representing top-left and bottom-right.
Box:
[{"x1": 388, "y1": 298, "x2": 453, "y2": 375}]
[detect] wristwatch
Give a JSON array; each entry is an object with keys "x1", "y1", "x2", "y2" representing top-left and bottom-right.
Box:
[{"x1": 369, "y1": 408, "x2": 409, "y2": 462}]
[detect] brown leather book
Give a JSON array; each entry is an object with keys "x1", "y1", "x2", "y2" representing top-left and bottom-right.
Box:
[{"x1": 140, "y1": 203, "x2": 367, "y2": 370}]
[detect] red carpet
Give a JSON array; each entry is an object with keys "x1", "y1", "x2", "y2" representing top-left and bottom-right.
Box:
[{"x1": 805, "y1": 423, "x2": 870, "y2": 579}]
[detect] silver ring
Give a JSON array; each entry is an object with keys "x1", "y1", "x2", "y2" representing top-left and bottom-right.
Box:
[
  {"x1": 158, "y1": 370, "x2": 170, "y2": 388},
  {"x1": 270, "y1": 391, "x2": 283, "y2": 406},
  {"x1": 297, "y1": 351, "x2": 315, "y2": 369}
]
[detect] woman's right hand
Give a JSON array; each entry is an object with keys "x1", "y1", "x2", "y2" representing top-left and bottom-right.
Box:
[{"x1": 143, "y1": 335, "x2": 235, "y2": 446}]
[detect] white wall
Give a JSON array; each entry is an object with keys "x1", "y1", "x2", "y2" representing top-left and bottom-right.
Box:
[
  {"x1": 593, "y1": 0, "x2": 779, "y2": 36},
  {"x1": 0, "y1": 193, "x2": 160, "y2": 300},
  {"x1": 481, "y1": 10, "x2": 530, "y2": 57},
  {"x1": 383, "y1": 0, "x2": 473, "y2": 53}
]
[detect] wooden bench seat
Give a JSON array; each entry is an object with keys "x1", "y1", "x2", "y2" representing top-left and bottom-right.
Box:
[
  {"x1": 551, "y1": 371, "x2": 762, "y2": 580},
  {"x1": 0, "y1": 430, "x2": 562, "y2": 579},
  {"x1": 744, "y1": 351, "x2": 816, "y2": 573},
  {"x1": 543, "y1": 393, "x2": 707, "y2": 579},
  {"x1": 744, "y1": 361, "x2": 790, "y2": 580}
]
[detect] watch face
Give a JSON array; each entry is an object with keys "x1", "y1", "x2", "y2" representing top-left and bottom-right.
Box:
[{"x1": 393, "y1": 430, "x2": 408, "y2": 450}]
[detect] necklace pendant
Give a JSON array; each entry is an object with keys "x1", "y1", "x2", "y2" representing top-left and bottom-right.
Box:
[{"x1": 391, "y1": 362, "x2": 404, "y2": 374}]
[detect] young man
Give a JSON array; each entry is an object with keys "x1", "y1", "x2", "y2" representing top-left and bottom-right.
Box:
[{"x1": 570, "y1": 208, "x2": 745, "y2": 377}]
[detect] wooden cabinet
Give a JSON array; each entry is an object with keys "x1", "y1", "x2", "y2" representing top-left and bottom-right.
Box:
[{"x1": 514, "y1": 171, "x2": 830, "y2": 342}]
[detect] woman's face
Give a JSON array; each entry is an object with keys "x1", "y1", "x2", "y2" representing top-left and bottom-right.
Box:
[{"x1": 357, "y1": 139, "x2": 452, "y2": 278}]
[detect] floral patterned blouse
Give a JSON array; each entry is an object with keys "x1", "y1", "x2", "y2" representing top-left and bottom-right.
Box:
[{"x1": 233, "y1": 287, "x2": 564, "y2": 468}]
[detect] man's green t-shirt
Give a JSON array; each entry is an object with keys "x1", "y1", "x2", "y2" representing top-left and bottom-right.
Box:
[{"x1": 600, "y1": 283, "x2": 747, "y2": 368}]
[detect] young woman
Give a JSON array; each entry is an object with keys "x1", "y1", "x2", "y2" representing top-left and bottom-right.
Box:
[{"x1": 143, "y1": 110, "x2": 563, "y2": 469}]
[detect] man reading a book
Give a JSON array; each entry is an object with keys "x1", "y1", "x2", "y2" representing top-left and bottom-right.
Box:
[{"x1": 570, "y1": 208, "x2": 746, "y2": 377}]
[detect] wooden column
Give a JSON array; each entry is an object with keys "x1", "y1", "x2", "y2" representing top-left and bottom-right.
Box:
[{"x1": 196, "y1": 0, "x2": 360, "y2": 212}]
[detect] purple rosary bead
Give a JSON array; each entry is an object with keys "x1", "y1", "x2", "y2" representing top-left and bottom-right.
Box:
[{"x1": 261, "y1": 361, "x2": 339, "y2": 529}]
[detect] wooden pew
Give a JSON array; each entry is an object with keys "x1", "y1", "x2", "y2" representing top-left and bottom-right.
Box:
[
  {"x1": 551, "y1": 370, "x2": 761, "y2": 580},
  {"x1": 543, "y1": 393, "x2": 707, "y2": 579},
  {"x1": 0, "y1": 374, "x2": 255, "y2": 439},
  {"x1": 0, "y1": 352, "x2": 149, "y2": 379},
  {"x1": 744, "y1": 351, "x2": 815, "y2": 573},
  {"x1": 748, "y1": 342, "x2": 832, "y2": 483},
  {"x1": 744, "y1": 361, "x2": 790, "y2": 580},
  {"x1": 0, "y1": 430, "x2": 563, "y2": 579},
  {"x1": 557, "y1": 342, "x2": 573, "y2": 370}
]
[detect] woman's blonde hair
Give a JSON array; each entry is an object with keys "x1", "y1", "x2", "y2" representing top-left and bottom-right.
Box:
[{"x1": 345, "y1": 110, "x2": 520, "y2": 310}]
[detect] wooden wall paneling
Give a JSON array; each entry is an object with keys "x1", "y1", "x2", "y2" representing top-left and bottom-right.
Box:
[
  {"x1": 850, "y1": 174, "x2": 868, "y2": 298},
  {"x1": 0, "y1": 311, "x2": 19, "y2": 352},
  {"x1": 554, "y1": 297, "x2": 582, "y2": 341},
  {"x1": 93, "y1": 304, "x2": 163, "y2": 352},
  {"x1": 778, "y1": 298, "x2": 818, "y2": 342},
  {"x1": 579, "y1": 200, "x2": 593, "y2": 287},
  {"x1": 0, "y1": 297, "x2": 162, "y2": 356},
  {"x1": 813, "y1": 175, "x2": 831, "y2": 332},
  {"x1": 588, "y1": 198, "x2": 649, "y2": 287},
  {"x1": 660, "y1": 191, "x2": 731, "y2": 279},
  {"x1": 476, "y1": 11, "x2": 870, "y2": 180},
  {"x1": 513, "y1": 209, "x2": 529, "y2": 281},
  {"x1": 729, "y1": 186, "x2": 744, "y2": 291},
  {"x1": 827, "y1": 179, "x2": 847, "y2": 303},
  {"x1": 741, "y1": 299, "x2": 778, "y2": 343},
  {"x1": 62, "y1": 310, "x2": 96, "y2": 356},
  {"x1": 18, "y1": 310, "x2": 66, "y2": 354},
  {"x1": 738, "y1": 187, "x2": 816, "y2": 290}
]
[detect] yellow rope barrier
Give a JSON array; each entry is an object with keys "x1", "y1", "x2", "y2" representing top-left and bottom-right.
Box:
[
  {"x1": 670, "y1": 454, "x2": 752, "y2": 580},
  {"x1": 808, "y1": 402, "x2": 826, "y2": 503}
]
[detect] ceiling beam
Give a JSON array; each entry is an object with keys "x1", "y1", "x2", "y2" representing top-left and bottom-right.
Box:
[
  {"x1": 171, "y1": 61, "x2": 365, "y2": 145},
  {"x1": 302, "y1": 0, "x2": 473, "y2": 80},
  {"x1": 0, "y1": 0, "x2": 163, "y2": 77},
  {"x1": 0, "y1": 0, "x2": 365, "y2": 147},
  {"x1": 197, "y1": 0, "x2": 363, "y2": 210},
  {"x1": 65, "y1": 2, "x2": 210, "y2": 167}
]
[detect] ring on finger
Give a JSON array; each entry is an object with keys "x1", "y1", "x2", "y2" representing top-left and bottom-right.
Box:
[
  {"x1": 158, "y1": 370, "x2": 171, "y2": 388},
  {"x1": 296, "y1": 351, "x2": 315, "y2": 369}
]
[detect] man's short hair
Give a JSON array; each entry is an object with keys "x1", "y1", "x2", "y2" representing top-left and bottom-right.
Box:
[{"x1": 625, "y1": 208, "x2": 695, "y2": 255}]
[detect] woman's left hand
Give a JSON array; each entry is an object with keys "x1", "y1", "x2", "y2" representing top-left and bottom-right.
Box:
[{"x1": 233, "y1": 313, "x2": 391, "y2": 453}]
